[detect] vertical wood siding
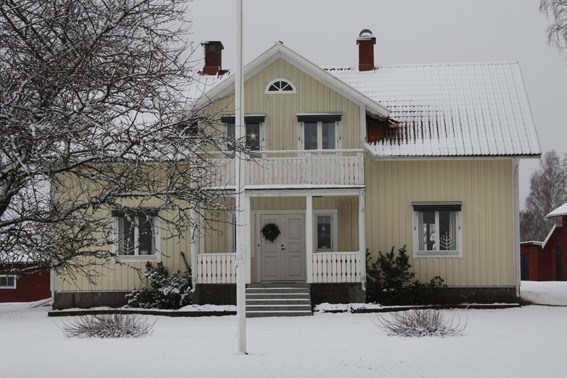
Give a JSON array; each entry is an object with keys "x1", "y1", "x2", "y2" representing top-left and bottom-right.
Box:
[
  {"x1": 206, "y1": 58, "x2": 361, "y2": 151},
  {"x1": 364, "y1": 158, "x2": 515, "y2": 287}
]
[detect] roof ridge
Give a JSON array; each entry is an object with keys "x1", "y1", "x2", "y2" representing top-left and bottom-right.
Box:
[{"x1": 324, "y1": 61, "x2": 519, "y2": 71}]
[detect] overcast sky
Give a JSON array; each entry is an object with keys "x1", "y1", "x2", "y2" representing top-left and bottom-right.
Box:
[{"x1": 188, "y1": 0, "x2": 567, "y2": 207}]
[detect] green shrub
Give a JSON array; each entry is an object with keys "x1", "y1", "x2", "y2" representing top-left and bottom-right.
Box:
[
  {"x1": 126, "y1": 262, "x2": 192, "y2": 309},
  {"x1": 366, "y1": 246, "x2": 446, "y2": 305}
]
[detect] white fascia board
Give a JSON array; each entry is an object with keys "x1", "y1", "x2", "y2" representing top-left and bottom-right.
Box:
[
  {"x1": 542, "y1": 224, "x2": 557, "y2": 249},
  {"x1": 195, "y1": 42, "x2": 390, "y2": 120},
  {"x1": 364, "y1": 143, "x2": 542, "y2": 161}
]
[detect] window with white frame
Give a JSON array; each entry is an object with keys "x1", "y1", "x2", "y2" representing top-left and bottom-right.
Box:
[
  {"x1": 297, "y1": 114, "x2": 342, "y2": 150},
  {"x1": 0, "y1": 275, "x2": 16, "y2": 289},
  {"x1": 265, "y1": 78, "x2": 296, "y2": 94},
  {"x1": 113, "y1": 210, "x2": 159, "y2": 260},
  {"x1": 221, "y1": 115, "x2": 266, "y2": 151},
  {"x1": 314, "y1": 210, "x2": 337, "y2": 252},
  {"x1": 412, "y1": 203, "x2": 462, "y2": 257}
]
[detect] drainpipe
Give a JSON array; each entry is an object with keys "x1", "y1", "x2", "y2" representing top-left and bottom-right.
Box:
[{"x1": 513, "y1": 158, "x2": 520, "y2": 298}]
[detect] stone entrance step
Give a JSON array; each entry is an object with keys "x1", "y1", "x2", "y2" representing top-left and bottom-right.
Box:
[{"x1": 246, "y1": 283, "x2": 312, "y2": 318}]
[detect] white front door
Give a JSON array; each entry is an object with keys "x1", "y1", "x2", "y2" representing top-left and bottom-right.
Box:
[{"x1": 259, "y1": 213, "x2": 306, "y2": 282}]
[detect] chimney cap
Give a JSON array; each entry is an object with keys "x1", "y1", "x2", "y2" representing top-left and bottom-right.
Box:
[
  {"x1": 357, "y1": 29, "x2": 376, "y2": 43},
  {"x1": 201, "y1": 40, "x2": 224, "y2": 49}
]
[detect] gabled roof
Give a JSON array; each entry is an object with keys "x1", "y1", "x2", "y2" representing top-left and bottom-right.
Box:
[
  {"x1": 327, "y1": 62, "x2": 541, "y2": 158},
  {"x1": 194, "y1": 42, "x2": 390, "y2": 119},
  {"x1": 547, "y1": 202, "x2": 567, "y2": 218}
]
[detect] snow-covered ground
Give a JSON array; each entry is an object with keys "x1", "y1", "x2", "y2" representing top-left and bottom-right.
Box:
[{"x1": 1, "y1": 282, "x2": 566, "y2": 378}]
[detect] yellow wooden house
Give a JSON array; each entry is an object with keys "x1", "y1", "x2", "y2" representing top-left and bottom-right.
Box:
[{"x1": 54, "y1": 30, "x2": 540, "y2": 313}]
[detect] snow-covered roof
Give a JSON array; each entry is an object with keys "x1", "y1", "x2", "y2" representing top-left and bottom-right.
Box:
[
  {"x1": 547, "y1": 202, "x2": 567, "y2": 218},
  {"x1": 326, "y1": 62, "x2": 541, "y2": 158},
  {"x1": 194, "y1": 42, "x2": 390, "y2": 119}
]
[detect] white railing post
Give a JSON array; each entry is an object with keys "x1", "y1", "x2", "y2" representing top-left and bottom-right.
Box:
[
  {"x1": 306, "y1": 195, "x2": 314, "y2": 283},
  {"x1": 358, "y1": 190, "x2": 366, "y2": 288},
  {"x1": 190, "y1": 208, "x2": 198, "y2": 287}
]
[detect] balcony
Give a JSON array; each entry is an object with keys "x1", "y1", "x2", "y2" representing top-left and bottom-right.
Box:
[{"x1": 207, "y1": 149, "x2": 364, "y2": 189}]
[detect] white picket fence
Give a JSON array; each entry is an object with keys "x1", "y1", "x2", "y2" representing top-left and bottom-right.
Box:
[
  {"x1": 311, "y1": 252, "x2": 361, "y2": 283},
  {"x1": 195, "y1": 253, "x2": 237, "y2": 284}
]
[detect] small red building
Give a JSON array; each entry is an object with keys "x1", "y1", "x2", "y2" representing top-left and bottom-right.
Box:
[
  {"x1": 0, "y1": 263, "x2": 51, "y2": 302},
  {"x1": 520, "y1": 203, "x2": 567, "y2": 281}
]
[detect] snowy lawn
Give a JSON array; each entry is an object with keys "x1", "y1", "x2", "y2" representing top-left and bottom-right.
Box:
[{"x1": 1, "y1": 282, "x2": 566, "y2": 378}]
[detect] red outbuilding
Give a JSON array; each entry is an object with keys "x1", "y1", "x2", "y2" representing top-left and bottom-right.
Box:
[
  {"x1": 0, "y1": 263, "x2": 51, "y2": 302},
  {"x1": 520, "y1": 203, "x2": 567, "y2": 281}
]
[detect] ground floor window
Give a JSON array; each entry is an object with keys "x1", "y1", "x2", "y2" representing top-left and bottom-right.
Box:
[
  {"x1": 314, "y1": 210, "x2": 337, "y2": 252},
  {"x1": 412, "y1": 203, "x2": 462, "y2": 257},
  {"x1": 113, "y1": 210, "x2": 159, "y2": 261},
  {"x1": 0, "y1": 275, "x2": 16, "y2": 289}
]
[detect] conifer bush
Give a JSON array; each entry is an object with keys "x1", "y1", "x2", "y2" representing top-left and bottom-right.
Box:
[
  {"x1": 126, "y1": 262, "x2": 192, "y2": 309},
  {"x1": 366, "y1": 246, "x2": 446, "y2": 305}
]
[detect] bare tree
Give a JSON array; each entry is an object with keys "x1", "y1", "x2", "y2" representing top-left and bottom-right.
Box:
[
  {"x1": 0, "y1": 0, "x2": 232, "y2": 276},
  {"x1": 520, "y1": 150, "x2": 567, "y2": 241},
  {"x1": 540, "y1": 0, "x2": 567, "y2": 50}
]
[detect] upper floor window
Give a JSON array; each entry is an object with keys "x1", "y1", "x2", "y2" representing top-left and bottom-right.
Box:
[
  {"x1": 412, "y1": 203, "x2": 462, "y2": 258},
  {"x1": 221, "y1": 115, "x2": 266, "y2": 151},
  {"x1": 113, "y1": 210, "x2": 160, "y2": 261},
  {"x1": 0, "y1": 275, "x2": 16, "y2": 289},
  {"x1": 265, "y1": 78, "x2": 296, "y2": 94},
  {"x1": 297, "y1": 114, "x2": 342, "y2": 150}
]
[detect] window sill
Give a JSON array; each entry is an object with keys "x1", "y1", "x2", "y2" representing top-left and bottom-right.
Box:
[
  {"x1": 114, "y1": 255, "x2": 160, "y2": 263},
  {"x1": 414, "y1": 251, "x2": 462, "y2": 258}
]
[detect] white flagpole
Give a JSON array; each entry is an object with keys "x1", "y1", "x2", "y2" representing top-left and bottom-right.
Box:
[{"x1": 235, "y1": 0, "x2": 247, "y2": 355}]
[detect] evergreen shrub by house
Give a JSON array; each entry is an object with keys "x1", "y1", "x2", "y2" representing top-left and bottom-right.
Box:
[
  {"x1": 126, "y1": 262, "x2": 192, "y2": 309},
  {"x1": 366, "y1": 246, "x2": 446, "y2": 305}
]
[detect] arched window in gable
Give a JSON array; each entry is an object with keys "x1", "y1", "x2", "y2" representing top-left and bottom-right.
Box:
[{"x1": 265, "y1": 78, "x2": 296, "y2": 94}]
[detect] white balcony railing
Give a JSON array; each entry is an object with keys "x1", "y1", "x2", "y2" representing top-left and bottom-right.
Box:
[
  {"x1": 311, "y1": 251, "x2": 362, "y2": 283},
  {"x1": 195, "y1": 253, "x2": 236, "y2": 284},
  {"x1": 194, "y1": 251, "x2": 362, "y2": 284},
  {"x1": 208, "y1": 150, "x2": 364, "y2": 188}
]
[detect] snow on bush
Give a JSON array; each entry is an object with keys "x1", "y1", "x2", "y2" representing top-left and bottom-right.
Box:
[
  {"x1": 377, "y1": 309, "x2": 466, "y2": 337},
  {"x1": 61, "y1": 313, "x2": 155, "y2": 338}
]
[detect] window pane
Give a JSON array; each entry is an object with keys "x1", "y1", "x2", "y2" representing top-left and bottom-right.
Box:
[
  {"x1": 304, "y1": 122, "x2": 318, "y2": 150},
  {"x1": 226, "y1": 123, "x2": 235, "y2": 140},
  {"x1": 7, "y1": 276, "x2": 15, "y2": 287},
  {"x1": 439, "y1": 211, "x2": 456, "y2": 250},
  {"x1": 246, "y1": 123, "x2": 260, "y2": 151},
  {"x1": 317, "y1": 215, "x2": 332, "y2": 250},
  {"x1": 418, "y1": 211, "x2": 436, "y2": 250},
  {"x1": 322, "y1": 122, "x2": 336, "y2": 149},
  {"x1": 119, "y1": 216, "x2": 135, "y2": 255},
  {"x1": 138, "y1": 216, "x2": 154, "y2": 256},
  {"x1": 0, "y1": 276, "x2": 6, "y2": 286}
]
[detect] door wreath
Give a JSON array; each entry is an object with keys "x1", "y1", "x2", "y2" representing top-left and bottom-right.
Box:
[{"x1": 261, "y1": 223, "x2": 281, "y2": 242}]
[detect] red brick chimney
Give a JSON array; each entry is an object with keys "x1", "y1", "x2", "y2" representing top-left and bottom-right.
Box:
[
  {"x1": 200, "y1": 41, "x2": 227, "y2": 76},
  {"x1": 357, "y1": 29, "x2": 376, "y2": 72}
]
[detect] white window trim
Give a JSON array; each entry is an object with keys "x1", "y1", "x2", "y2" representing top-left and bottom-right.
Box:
[
  {"x1": 297, "y1": 119, "x2": 342, "y2": 151},
  {"x1": 313, "y1": 209, "x2": 338, "y2": 252},
  {"x1": 112, "y1": 213, "x2": 161, "y2": 263},
  {"x1": 412, "y1": 204, "x2": 462, "y2": 258},
  {"x1": 228, "y1": 212, "x2": 237, "y2": 254},
  {"x1": 265, "y1": 78, "x2": 297, "y2": 94},
  {"x1": 0, "y1": 274, "x2": 16, "y2": 289}
]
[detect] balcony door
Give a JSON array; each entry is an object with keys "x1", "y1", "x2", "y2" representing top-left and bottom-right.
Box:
[{"x1": 259, "y1": 213, "x2": 306, "y2": 282}]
